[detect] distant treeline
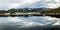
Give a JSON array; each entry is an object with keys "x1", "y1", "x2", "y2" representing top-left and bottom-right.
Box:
[
  {"x1": 0, "y1": 7, "x2": 60, "y2": 13},
  {"x1": 41, "y1": 7, "x2": 60, "y2": 13},
  {"x1": 0, "y1": 8, "x2": 47, "y2": 13}
]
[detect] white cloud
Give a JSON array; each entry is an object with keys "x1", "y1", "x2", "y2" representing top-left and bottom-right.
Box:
[
  {"x1": 8, "y1": 0, "x2": 40, "y2": 8},
  {"x1": 40, "y1": 0, "x2": 60, "y2": 8},
  {"x1": 46, "y1": 4, "x2": 60, "y2": 8},
  {"x1": 0, "y1": 0, "x2": 60, "y2": 9},
  {"x1": 8, "y1": 3, "x2": 20, "y2": 8}
]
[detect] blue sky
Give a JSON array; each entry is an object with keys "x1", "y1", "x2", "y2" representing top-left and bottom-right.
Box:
[{"x1": 0, "y1": 0, "x2": 60, "y2": 10}]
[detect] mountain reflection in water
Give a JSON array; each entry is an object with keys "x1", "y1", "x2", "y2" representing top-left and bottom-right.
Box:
[{"x1": 0, "y1": 16, "x2": 60, "y2": 30}]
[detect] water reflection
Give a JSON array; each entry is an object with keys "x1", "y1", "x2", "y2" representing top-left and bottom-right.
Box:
[{"x1": 0, "y1": 16, "x2": 60, "y2": 30}]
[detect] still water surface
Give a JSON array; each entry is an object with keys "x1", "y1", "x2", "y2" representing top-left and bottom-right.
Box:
[{"x1": 0, "y1": 16, "x2": 60, "y2": 30}]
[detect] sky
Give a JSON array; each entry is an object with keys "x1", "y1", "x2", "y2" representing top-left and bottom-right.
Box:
[{"x1": 0, "y1": 0, "x2": 60, "y2": 10}]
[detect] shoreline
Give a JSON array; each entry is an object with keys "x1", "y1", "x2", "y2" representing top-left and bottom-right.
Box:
[
  {"x1": 0, "y1": 15, "x2": 59, "y2": 18},
  {"x1": 0, "y1": 15, "x2": 58, "y2": 16},
  {"x1": 46, "y1": 15, "x2": 60, "y2": 18}
]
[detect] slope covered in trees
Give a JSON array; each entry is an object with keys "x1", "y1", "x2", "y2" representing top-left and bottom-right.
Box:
[{"x1": 41, "y1": 7, "x2": 60, "y2": 13}]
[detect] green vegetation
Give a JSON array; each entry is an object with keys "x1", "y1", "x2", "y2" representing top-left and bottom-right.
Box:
[
  {"x1": 41, "y1": 7, "x2": 60, "y2": 13},
  {"x1": 0, "y1": 8, "x2": 43, "y2": 15},
  {"x1": 0, "y1": 7, "x2": 60, "y2": 15}
]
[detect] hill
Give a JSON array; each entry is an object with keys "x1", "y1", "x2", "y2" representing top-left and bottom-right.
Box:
[{"x1": 41, "y1": 7, "x2": 60, "y2": 13}]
